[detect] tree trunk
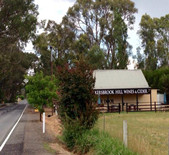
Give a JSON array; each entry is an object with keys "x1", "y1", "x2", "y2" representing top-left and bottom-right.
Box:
[
  {"x1": 40, "y1": 112, "x2": 42, "y2": 122},
  {"x1": 111, "y1": 45, "x2": 116, "y2": 69}
]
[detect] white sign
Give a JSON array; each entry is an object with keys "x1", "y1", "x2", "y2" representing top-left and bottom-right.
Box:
[{"x1": 95, "y1": 88, "x2": 150, "y2": 95}]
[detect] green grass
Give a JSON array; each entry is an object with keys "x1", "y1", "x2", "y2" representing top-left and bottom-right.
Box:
[
  {"x1": 61, "y1": 123, "x2": 137, "y2": 155},
  {"x1": 87, "y1": 129, "x2": 137, "y2": 155},
  {"x1": 95, "y1": 112, "x2": 169, "y2": 155},
  {"x1": 73, "y1": 129, "x2": 137, "y2": 155},
  {"x1": 43, "y1": 143, "x2": 56, "y2": 154}
]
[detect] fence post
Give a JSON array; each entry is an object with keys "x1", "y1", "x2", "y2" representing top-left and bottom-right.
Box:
[
  {"x1": 154, "y1": 102, "x2": 156, "y2": 112},
  {"x1": 123, "y1": 120, "x2": 127, "y2": 147},
  {"x1": 106, "y1": 96, "x2": 110, "y2": 112},
  {"x1": 136, "y1": 93, "x2": 138, "y2": 111},
  {"x1": 43, "y1": 112, "x2": 45, "y2": 133},
  {"x1": 119, "y1": 103, "x2": 121, "y2": 114}
]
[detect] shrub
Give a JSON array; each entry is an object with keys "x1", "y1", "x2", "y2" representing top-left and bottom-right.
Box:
[
  {"x1": 57, "y1": 60, "x2": 99, "y2": 153},
  {"x1": 62, "y1": 122, "x2": 85, "y2": 150},
  {"x1": 62, "y1": 122, "x2": 94, "y2": 153},
  {"x1": 57, "y1": 60, "x2": 99, "y2": 129},
  {"x1": 74, "y1": 128, "x2": 96, "y2": 153}
]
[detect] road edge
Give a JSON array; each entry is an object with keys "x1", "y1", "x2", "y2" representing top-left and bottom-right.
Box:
[{"x1": 0, "y1": 104, "x2": 27, "y2": 151}]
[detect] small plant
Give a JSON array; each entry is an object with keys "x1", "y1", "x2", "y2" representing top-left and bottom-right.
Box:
[{"x1": 16, "y1": 95, "x2": 24, "y2": 100}]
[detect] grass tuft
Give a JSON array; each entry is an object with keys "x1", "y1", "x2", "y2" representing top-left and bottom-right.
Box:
[{"x1": 43, "y1": 143, "x2": 56, "y2": 154}]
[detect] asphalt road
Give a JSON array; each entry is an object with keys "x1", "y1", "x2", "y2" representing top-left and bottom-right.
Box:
[
  {"x1": 0, "y1": 101, "x2": 27, "y2": 147},
  {"x1": 0, "y1": 101, "x2": 55, "y2": 155}
]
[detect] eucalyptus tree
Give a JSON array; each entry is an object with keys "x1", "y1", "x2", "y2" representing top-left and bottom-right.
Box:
[
  {"x1": 33, "y1": 20, "x2": 77, "y2": 72},
  {"x1": 0, "y1": 0, "x2": 39, "y2": 102},
  {"x1": 0, "y1": 0, "x2": 38, "y2": 50},
  {"x1": 61, "y1": 0, "x2": 137, "y2": 69},
  {"x1": 40, "y1": 22, "x2": 106, "y2": 69},
  {"x1": 32, "y1": 33, "x2": 51, "y2": 76},
  {"x1": 156, "y1": 14, "x2": 169, "y2": 67},
  {"x1": 138, "y1": 14, "x2": 169, "y2": 70},
  {"x1": 45, "y1": 20, "x2": 76, "y2": 60},
  {"x1": 0, "y1": 49, "x2": 38, "y2": 102},
  {"x1": 134, "y1": 47, "x2": 145, "y2": 69}
]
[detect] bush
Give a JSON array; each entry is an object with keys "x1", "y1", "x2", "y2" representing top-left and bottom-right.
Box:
[
  {"x1": 57, "y1": 60, "x2": 100, "y2": 153},
  {"x1": 57, "y1": 60, "x2": 99, "y2": 129},
  {"x1": 62, "y1": 122, "x2": 94, "y2": 153},
  {"x1": 75, "y1": 128, "x2": 96, "y2": 153},
  {"x1": 62, "y1": 123, "x2": 84, "y2": 150}
]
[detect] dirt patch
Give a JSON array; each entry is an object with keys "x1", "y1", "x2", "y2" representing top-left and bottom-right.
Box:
[
  {"x1": 49, "y1": 143, "x2": 72, "y2": 155},
  {"x1": 45, "y1": 114, "x2": 62, "y2": 137},
  {"x1": 45, "y1": 114, "x2": 74, "y2": 155}
]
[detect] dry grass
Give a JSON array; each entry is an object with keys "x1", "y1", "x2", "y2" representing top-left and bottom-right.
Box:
[
  {"x1": 95, "y1": 112, "x2": 169, "y2": 155},
  {"x1": 45, "y1": 114, "x2": 74, "y2": 155},
  {"x1": 45, "y1": 114, "x2": 62, "y2": 137}
]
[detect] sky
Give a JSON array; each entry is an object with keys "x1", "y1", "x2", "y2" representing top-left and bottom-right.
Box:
[{"x1": 26, "y1": 0, "x2": 169, "y2": 69}]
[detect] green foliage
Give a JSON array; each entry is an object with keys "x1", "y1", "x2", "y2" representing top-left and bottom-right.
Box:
[
  {"x1": 65, "y1": 0, "x2": 137, "y2": 69},
  {"x1": 92, "y1": 130, "x2": 137, "y2": 155},
  {"x1": 0, "y1": 50, "x2": 38, "y2": 102},
  {"x1": 86, "y1": 45, "x2": 106, "y2": 69},
  {"x1": 0, "y1": 0, "x2": 38, "y2": 102},
  {"x1": 40, "y1": 0, "x2": 137, "y2": 69},
  {"x1": 143, "y1": 67, "x2": 169, "y2": 101},
  {"x1": 17, "y1": 95, "x2": 24, "y2": 100},
  {"x1": 25, "y1": 72, "x2": 58, "y2": 113},
  {"x1": 134, "y1": 47, "x2": 145, "y2": 69},
  {"x1": 33, "y1": 33, "x2": 52, "y2": 76},
  {"x1": 57, "y1": 60, "x2": 99, "y2": 129},
  {"x1": 57, "y1": 59, "x2": 99, "y2": 154},
  {"x1": 62, "y1": 123, "x2": 86, "y2": 150},
  {"x1": 73, "y1": 34, "x2": 90, "y2": 55},
  {"x1": 0, "y1": 0, "x2": 38, "y2": 49},
  {"x1": 138, "y1": 14, "x2": 169, "y2": 70},
  {"x1": 62, "y1": 128, "x2": 137, "y2": 155}
]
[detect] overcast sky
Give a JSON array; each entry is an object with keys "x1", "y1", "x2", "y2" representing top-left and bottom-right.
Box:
[{"x1": 27, "y1": 0, "x2": 169, "y2": 68}]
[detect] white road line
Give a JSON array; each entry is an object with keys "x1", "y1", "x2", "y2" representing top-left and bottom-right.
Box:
[{"x1": 0, "y1": 104, "x2": 27, "y2": 151}]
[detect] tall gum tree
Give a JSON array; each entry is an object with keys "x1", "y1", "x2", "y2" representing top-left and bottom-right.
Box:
[
  {"x1": 0, "y1": 0, "x2": 38, "y2": 49},
  {"x1": 138, "y1": 14, "x2": 169, "y2": 70},
  {"x1": 61, "y1": 0, "x2": 137, "y2": 69},
  {"x1": 0, "y1": 0, "x2": 39, "y2": 102}
]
